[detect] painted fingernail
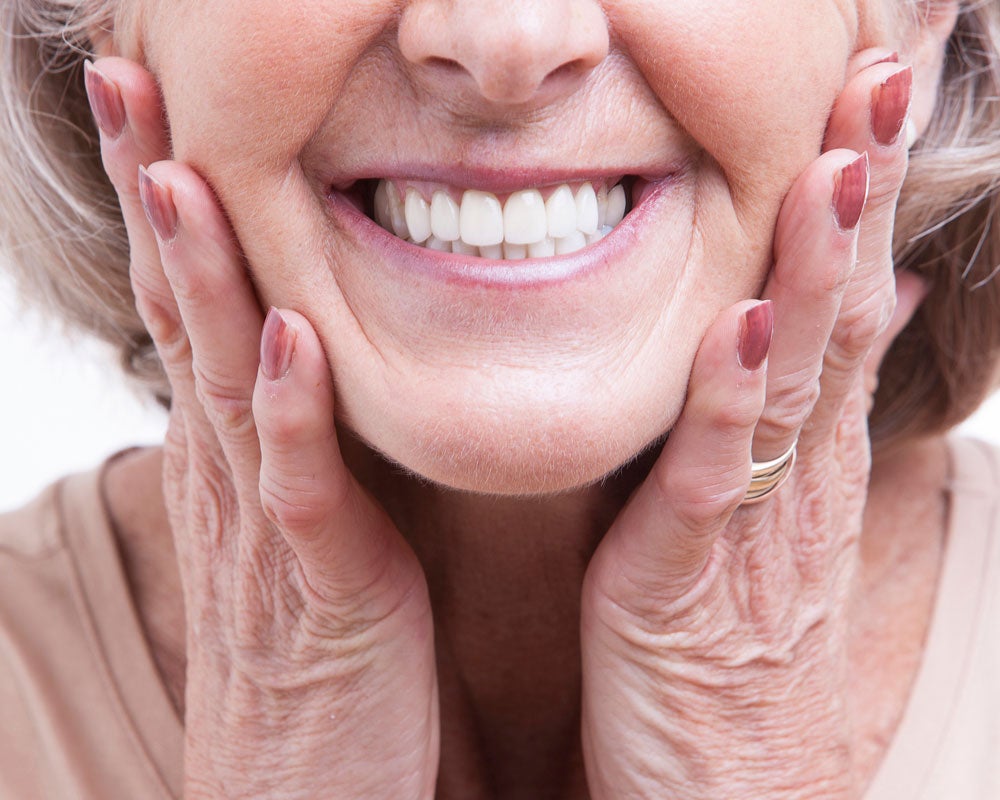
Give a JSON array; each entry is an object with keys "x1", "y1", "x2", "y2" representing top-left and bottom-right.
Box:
[
  {"x1": 833, "y1": 152, "x2": 870, "y2": 231},
  {"x1": 83, "y1": 61, "x2": 126, "y2": 139},
  {"x1": 261, "y1": 307, "x2": 296, "y2": 381},
  {"x1": 738, "y1": 300, "x2": 773, "y2": 372},
  {"x1": 871, "y1": 66, "x2": 913, "y2": 146},
  {"x1": 138, "y1": 166, "x2": 178, "y2": 241}
]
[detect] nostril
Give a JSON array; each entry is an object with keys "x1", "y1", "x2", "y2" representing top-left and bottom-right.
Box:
[
  {"x1": 398, "y1": 0, "x2": 609, "y2": 109},
  {"x1": 542, "y1": 59, "x2": 594, "y2": 91},
  {"x1": 425, "y1": 56, "x2": 466, "y2": 75},
  {"x1": 549, "y1": 59, "x2": 589, "y2": 80}
]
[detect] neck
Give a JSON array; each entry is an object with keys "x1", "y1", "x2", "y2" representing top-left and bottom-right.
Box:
[{"x1": 338, "y1": 432, "x2": 658, "y2": 795}]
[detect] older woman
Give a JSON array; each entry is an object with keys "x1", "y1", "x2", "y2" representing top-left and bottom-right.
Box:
[{"x1": 1, "y1": 0, "x2": 999, "y2": 797}]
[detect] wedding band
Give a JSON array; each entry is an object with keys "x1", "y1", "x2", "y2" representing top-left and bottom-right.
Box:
[{"x1": 742, "y1": 442, "x2": 797, "y2": 505}]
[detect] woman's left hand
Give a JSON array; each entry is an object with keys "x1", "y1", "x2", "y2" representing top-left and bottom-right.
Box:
[{"x1": 580, "y1": 53, "x2": 916, "y2": 799}]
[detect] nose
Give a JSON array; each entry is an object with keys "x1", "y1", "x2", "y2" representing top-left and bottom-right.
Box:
[{"x1": 398, "y1": 0, "x2": 609, "y2": 107}]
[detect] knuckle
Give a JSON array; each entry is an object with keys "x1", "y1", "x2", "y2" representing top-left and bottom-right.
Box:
[
  {"x1": 796, "y1": 487, "x2": 832, "y2": 546},
  {"x1": 129, "y1": 255, "x2": 169, "y2": 302},
  {"x1": 194, "y1": 369, "x2": 255, "y2": 434},
  {"x1": 832, "y1": 281, "x2": 895, "y2": 361},
  {"x1": 132, "y1": 286, "x2": 187, "y2": 357},
  {"x1": 831, "y1": 315, "x2": 879, "y2": 365},
  {"x1": 189, "y1": 476, "x2": 238, "y2": 549},
  {"x1": 664, "y1": 465, "x2": 747, "y2": 534},
  {"x1": 866, "y1": 156, "x2": 908, "y2": 207},
  {"x1": 145, "y1": 306, "x2": 191, "y2": 366},
  {"x1": 761, "y1": 373, "x2": 820, "y2": 434},
  {"x1": 259, "y1": 464, "x2": 354, "y2": 539},
  {"x1": 709, "y1": 394, "x2": 761, "y2": 434},
  {"x1": 258, "y1": 479, "x2": 328, "y2": 538},
  {"x1": 672, "y1": 490, "x2": 743, "y2": 536},
  {"x1": 257, "y1": 395, "x2": 320, "y2": 446},
  {"x1": 161, "y1": 254, "x2": 211, "y2": 306},
  {"x1": 685, "y1": 378, "x2": 762, "y2": 442}
]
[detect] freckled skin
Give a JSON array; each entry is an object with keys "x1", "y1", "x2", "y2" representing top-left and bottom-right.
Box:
[{"x1": 131, "y1": 1, "x2": 889, "y2": 494}]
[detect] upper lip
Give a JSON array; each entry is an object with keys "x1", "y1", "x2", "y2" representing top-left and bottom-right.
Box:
[{"x1": 322, "y1": 160, "x2": 688, "y2": 196}]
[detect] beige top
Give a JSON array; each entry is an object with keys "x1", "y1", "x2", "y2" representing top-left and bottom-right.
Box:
[{"x1": 0, "y1": 439, "x2": 997, "y2": 799}]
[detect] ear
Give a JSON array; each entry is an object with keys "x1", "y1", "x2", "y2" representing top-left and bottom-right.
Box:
[{"x1": 907, "y1": 1, "x2": 960, "y2": 143}]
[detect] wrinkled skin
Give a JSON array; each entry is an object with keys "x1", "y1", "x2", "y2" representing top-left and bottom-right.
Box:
[{"x1": 88, "y1": 0, "x2": 956, "y2": 797}]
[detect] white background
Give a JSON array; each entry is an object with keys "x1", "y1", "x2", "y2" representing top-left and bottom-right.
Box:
[{"x1": 2, "y1": 274, "x2": 999, "y2": 513}]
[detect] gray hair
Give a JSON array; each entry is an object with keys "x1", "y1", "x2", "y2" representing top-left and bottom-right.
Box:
[{"x1": 2, "y1": 1, "x2": 1000, "y2": 445}]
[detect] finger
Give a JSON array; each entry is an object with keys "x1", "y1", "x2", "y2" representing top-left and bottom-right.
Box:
[
  {"x1": 139, "y1": 161, "x2": 265, "y2": 488},
  {"x1": 594, "y1": 300, "x2": 771, "y2": 601},
  {"x1": 809, "y1": 62, "x2": 913, "y2": 434},
  {"x1": 84, "y1": 59, "x2": 176, "y2": 343},
  {"x1": 751, "y1": 150, "x2": 868, "y2": 461},
  {"x1": 85, "y1": 60, "x2": 239, "y2": 574},
  {"x1": 825, "y1": 62, "x2": 912, "y2": 245},
  {"x1": 253, "y1": 308, "x2": 417, "y2": 601}
]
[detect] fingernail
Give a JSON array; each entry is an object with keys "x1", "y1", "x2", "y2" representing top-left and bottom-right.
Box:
[
  {"x1": 871, "y1": 66, "x2": 913, "y2": 146},
  {"x1": 83, "y1": 60, "x2": 126, "y2": 139},
  {"x1": 138, "y1": 166, "x2": 178, "y2": 241},
  {"x1": 261, "y1": 307, "x2": 296, "y2": 381},
  {"x1": 738, "y1": 300, "x2": 773, "y2": 372},
  {"x1": 833, "y1": 152, "x2": 870, "y2": 231}
]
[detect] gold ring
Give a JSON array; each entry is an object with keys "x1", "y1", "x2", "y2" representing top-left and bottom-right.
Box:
[{"x1": 742, "y1": 442, "x2": 797, "y2": 505}]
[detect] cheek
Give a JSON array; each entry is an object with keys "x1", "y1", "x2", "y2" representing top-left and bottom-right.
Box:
[
  {"x1": 612, "y1": 0, "x2": 852, "y2": 223},
  {"x1": 147, "y1": 0, "x2": 392, "y2": 182}
]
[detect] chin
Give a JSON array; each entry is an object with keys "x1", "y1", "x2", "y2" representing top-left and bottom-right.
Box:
[
  {"x1": 376, "y1": 420, "x2": 659, "y2": 497},
  {"x1": 341, "y1": 376, "x2": 682, "y2": 496}
]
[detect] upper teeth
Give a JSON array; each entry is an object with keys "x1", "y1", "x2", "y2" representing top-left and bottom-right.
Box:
[{"x1": 373, "y1": 180, "x2": 628, "y2": 259}]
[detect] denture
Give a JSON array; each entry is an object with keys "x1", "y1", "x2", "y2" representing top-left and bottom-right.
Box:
[{"x1": 370, "y1": 179, "x2": 631, "y2": 259}]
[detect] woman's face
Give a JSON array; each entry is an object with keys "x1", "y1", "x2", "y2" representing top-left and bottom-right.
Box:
[{"x1": 133, "y1": 0, "x2": 902, "y2": 493}]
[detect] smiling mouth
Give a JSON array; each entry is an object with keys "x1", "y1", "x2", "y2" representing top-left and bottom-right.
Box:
[{"x1": 343, "y1": 177, "x2": 640, "y2": 260}]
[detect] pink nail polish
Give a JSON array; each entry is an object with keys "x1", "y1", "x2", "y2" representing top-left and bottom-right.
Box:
[
  {"x1": 871, "y1": 66, "x2": 913, "y2": 146},
  {"x1": 83, "y1": 61, "x2": 126, "y2": 139},
  {"x1": 833, "y1": 152, "x2": 870, "y2": 231},
  {"x1": 261, "y1": 307, "x2": 296, "y2": 381},
  {"x1": 738, "y1": 300, "x2": 773, "y2": 371},
  {"x1": 138, "y1": 167, "x2": 178, "y2": 241}
]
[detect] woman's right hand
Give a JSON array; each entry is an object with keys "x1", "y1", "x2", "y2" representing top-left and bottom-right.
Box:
[{"x1": 85, "y1": 58, "x2": 439, "y2": 799}]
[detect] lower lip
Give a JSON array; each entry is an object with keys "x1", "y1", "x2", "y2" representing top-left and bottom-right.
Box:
[{"x1": 325, "y1": 177, "x2": 681, "y2": 289}]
